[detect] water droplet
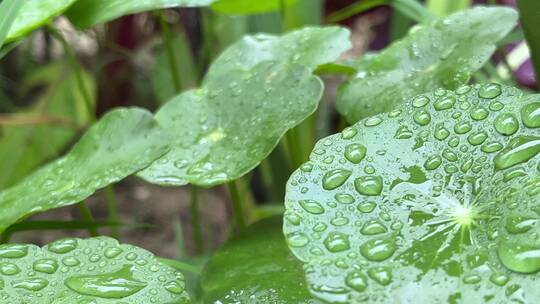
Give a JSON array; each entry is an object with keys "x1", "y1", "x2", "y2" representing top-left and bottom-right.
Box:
[
  {"x1": 494, "y1": 113, "x2": 519, "y2": 135},
  {"x1": 0, "y1": 263, "x2": 20, "y2": 275},
  {"x1": 521, "y1": 102, "x2": 540, "y2": 128},
  {"x1": 424, "y1": 155, "x2": 442, "y2": 170},
  {"x1": 494, "y1": 136, "x2": 540, "y2": 170},
  {"x1": 442, "y1": 148, "x2": 458, "y2": 162},
  {"x1": 286, "y1": 232, "x2": 309, "y2": 247},
  {"x1": 341, "y1": 127, "x2": 358, "y2": 139},
  {"x1": 467, "y1": 131, "x2": 488, "y2": 146},
  {"x1": 164, "y1": 280, "x2": 185, "y2": 294},
  {"x1": 12, "y1": 278, "x2": 48, "y2": 291},
  {"x1": 322, "y1": 169, "x2": 352, "y2": 190},
  {"x1": 413, "y1": 110, "x2": 431, "y2": 126},
  {"x1": 412, "y1": 95, "x2": 430, "y2": 107},
  {"x1": 345, "y1": 271, "x2": 368, "y2": 292},
  {"x1": 360, "y1": 238, "x2": 396, "y2": 261},
  {"x1": 367, "y1": 267, "x2": 392, "y2": 285},
  {"x1": 361, "y1": 219, "x2": 387, "y2": 235},
  {"x1": 434, "y1": 96, "x2": 456, "y2": 111},
  {"x1": 48, "y1": 238, "x2": 78, "y2": 254},
  {"x1": 394, "y1": 125, "x2": 413, "y2": 139},
  {"x1": 65, "y1": 265, "x2": 147, "y2": 299},
  {"x1": 344, "y1": 144, "x2": 367, "y2": 164},
  {"x1": 463, "y1": 274, "x2": 481, "y2": 284},
  {"x1": 497, "y1": 239, "x2": 540, "y2": 273},
  {"x1": 454, "y1": 121, "x2": 472, "y2": 134},
  {"x1": 478, "y1": 83, "x2": 502, "y2": 99},
  {"x1": 105, "y1": 247, "x2": 123, "y2": 259},
  {"x1": 470, "y1": 106, "x2": 489, "y2": 120},
  {"x1": 299, "y1": 200, "x2": 325, "y2": 214},
  {"x1": 323, "y1": 232, "x2": 351, "y2": 252},
  {"x1": 335, "y1": 193, "x2": 355, "y2": 204},
  {"x1": 355, "y1": 176, "x2": 383, "y2": 196},
  {"x1": 434, "y1": 123, "x2": 450, "y2": 140},
  {"x1": 33, "y1": 259, "x2": 58, "y2": 274},
  {"x1": 63, "y1": 257, "x2": 80, "y2": 267},
  {"x1": 506, "y1": 216, "x2": 536, "y2": 234},
  {"x1": 489, "y1": 273, "x2": 509, "y2": 286},
  {"x1": 364, "y1": 117, "x2": 383, "y2": 127},
  {"x1": 357, "y1": 202, "x2": 376, "y2": 213},
  {"x1": 481, "y1": 141, "x2": 503, "y2": 153},
  {"x1": 0, "y1": 244, "x2": 28, "y2": 258}
]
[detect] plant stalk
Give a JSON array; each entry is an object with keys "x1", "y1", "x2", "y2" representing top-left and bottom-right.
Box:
[
  {"x1": 227, "y1": 180, "x2": 246, "y2": 231},
  {"x1": 190, "y1": 186, "x2": 204, "y2": 255},
  {"x1": 77, "y1": 202, "x2": 98, "y2": 237},
  {"x1": 104, "y1": 185, "x2": 120, "y2": 239},
  {"x1": 159, "y1": 11, "x2": 182, "y2": 93}
]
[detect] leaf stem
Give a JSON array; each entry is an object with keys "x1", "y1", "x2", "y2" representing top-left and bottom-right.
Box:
[
  {"x1": 157, "y1": 257, "x2": 202, "y2": 274},
  {"x1": 190, "y1": 186, "x2": 204, "y2": 255},
  {"x1": 159, "y1": 11, "x2": 182, "y2": 93},
  {"x1": 227, "y1": 180, "x2": 246, "y2": 232},
  {"x1": 285, "y1": 128, "x2": 305, "y2": 168},
  {"x1": 47, "y1": 25, "x2": 94, "y2": 119},
  {"x1": 104, "y1": 185, "x2": 120, "y2": 239},
  {"x1": 77, "y1": 202, "x2": 99, "y2": 237}
]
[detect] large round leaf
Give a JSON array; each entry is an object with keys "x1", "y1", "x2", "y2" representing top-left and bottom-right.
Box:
[
  {"x1": 139, "y1": 26, "x2": 350, "y2": 187},
  {"x1": 284, "y1": 83, "x2": 540, "y2": 303},
  {"x1": 201, "y1": 217, "x2": 320, "y2": 303},
  {"x1": 205, "y1": 26, "x2": 351, "y2": 81},
  {"x1": 0, "y1": 236, "x2": 190, "y2": 303},
  {"x1": 6, "y1": 0, "x2": 78, "y2": 42},
  {"x1": 66, "y1": 0, "x2": 216, "y2": 29},
  {"x1": 138, "y1": 62, "x2": 322, "y2": 187},
  {"x1": 210, "y1": 0, "x2": 298, "y2": 15},
  {"x1": 0, "y1": 108, "x2": 170, "y2": 233},
  {"x1": 336, "y1": 6, "x2": 518, "y2": 124}
]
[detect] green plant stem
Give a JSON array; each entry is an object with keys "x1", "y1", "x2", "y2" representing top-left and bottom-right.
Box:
[
  {"x1": 190, "y1": 186, "x2": 204, "y2": 255},
  {"x1": 286, "y1": 128, "x2": 304, "y2": 169},
  {"x1": 326, "y1": 0, "x2": 387, "y2": 23},
  {"x1": 517, "y1": 0, "x2": 540, "y2": 84},
  {"x1": 159, "y1": 11, "x2": 182, "y2": 93},
  {"x1": 104, "y1": 185, "x2": 120, "y2": 239},
  {"x1": 227, "y1": 180, "x2": 246, "y2": 232},
  {"x1": 77, "y1": 202, "x2": 98, "y2": 236},
  {"x1": 47, "y1": 25, "x2": 94, "y2": 119}
]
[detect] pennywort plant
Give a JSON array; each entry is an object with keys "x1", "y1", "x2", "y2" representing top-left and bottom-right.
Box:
[{"x1": 0, "y1": 1, "x2": 538, "y2": 303}]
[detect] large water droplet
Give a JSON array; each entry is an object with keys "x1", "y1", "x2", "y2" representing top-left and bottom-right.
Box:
[
  {"x1": 394, "y1": 125, "x2": 413, "y2": 139},
  {"x1": 164, "y1": 280, "x2": 185, "y2": 294},
  {"x1": 434, "y1": 123, "x2": 450, "y2": 140},
  {"x1": 33, "y1": 259, "x2": 59, "y2": 274},
  {"x1": 497, "y1": 239, "x2": 540, "y2": 273},
  {"x1": 434, "y1": 96, "x2": 455, "y2": 111},
  {"x1": 413, "y1": 110, "x2": 431, "y2": 126},
  {"x1": 494, "y1": 136, "x2": 540, "y2": 170},
  {"x1": 478, "y1": 83, "x2": 502, "y2": 99},
  {"x1": 368, "y1": 267, "x2": 392, "y2": 285},
  {"x1": 494, "y1": 113, "x2": 519, "y2": 135},
  {"x1": 286, "y1": 232, "x2": 309, "y2": 247},
  {"x1": 0, "y1": 244, "x2": 28, "y2": 258},
  {"x1": 341, "y1": 127, "x2": 358, "y2": 139},
  {"x1": 361, "y1": 219, "x2": 387, "y2": 235},
  {"x1": 12, "y1": 278, "x2": 49, "y2": 291},
  {"x1": 424, "y1": 155, "x2": 442, "y2": 170},
  {"x1": 345, "y1": 271, "x2": 368, "y2": 292},
  {"x1": 344, "y1": 144, "x2": 367, "y2": 164},
  {"x1": 521, "y1": 102, "x2": 540, "y2": 128},
  {"x1": 412, "y1": 95, "x2": 430, "y2": 108},
  {"x1": 299, "y1": 200, "x2": 325, "y2": 214},
  {"x1": 105, "y1": 247, "x2": 123, "y2": 259},
  {"x1": 322, "y1": 169, "x2": 352, "y2": 190},
  {"x1": 0, "y1": 262, "x2": 20, "y2": 275},
  {"x1": 360, "y1": 238, "x2": 396, "y2": 261},
  {"x1": 467, "y1": 131, "x2": 488, "y2": 146},
  {"x1": 323, "y1": 232, "x2": 351, "y2": 253},
  {"x1": 65, "y1": 265, "x2": 147, "y2": 299},
  {"x1": 48, "y1": 238, "x2": 78, "y2": 254},
  {"x1": 357, "y1": 201, "x2": 376, "y2": 213},
  {"x1": 354, "y1": 176, "x2": 383, "y2": 196}
]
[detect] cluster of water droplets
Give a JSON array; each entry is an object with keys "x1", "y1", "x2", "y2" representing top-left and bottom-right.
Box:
[
  {"x1": 284, "y1": 83, "x2": 540, "y2": 303},
  {"x1": 0, "y1": 237, "x2": 188, "y2": 303}
]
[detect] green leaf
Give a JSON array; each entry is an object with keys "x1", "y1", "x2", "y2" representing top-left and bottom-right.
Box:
[
  {"x1": 138, "y1": 26, "x2": 351, "y2": 187},
  {"x1": 427, "y1": 0, "x2": 471, "y2": 16},
  {"x1": 0, "y1": 108, "x2": 170, "y2": 233},
  {"x1": 206, "y1": 26, "x2": 351, "y2": 81},
  {"x1": 517, "y1": 0, "x2": 540, "y2": 82},
  {"x1": 284, "y1": 83, "x2": 540, "y2": 303},
  {"x1": 336, "y1": 7, "x2": 518, "y2": 124},
  {"x1": 211, "y1": 0, "x2": 298, "y2": 15},
  {"x1": 6, "y1": 0, "x2": 77, "y2": 42},
  {"x1": 0, "y1": 236, "x2": 190, "y2": 303},
  {"x1": 0, "y1": 0, "x2": 24, "y2": 48},
  {"x1": 66, "y1": 0, "x2": 216, "y2": 29},
  {"x1": 201, "y1": 217, "x2": 319, "y2": 303},
  {"x1": 139, "y1": 62, "x2": 322, "y2": 187},
  {"x1": 0, "y1": 62, "x2": 96, "y2": 189}
]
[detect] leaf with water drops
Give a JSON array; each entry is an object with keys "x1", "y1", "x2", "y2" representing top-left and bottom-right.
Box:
[
  {"x1": 336, "y1": 6, "x2": 518, "y2": 124},
  {"x1": 138, "y1": 62, "x2": 322, "y2": 187},
  {"x1": 0, "y1": 237, "x2": 190, "y2": 303},
  {"x1": 284, "y1": 83, "x2": 540, "y2": 303},
  {"x1": 66, "y1": 0, "x2": 216, "y2": 29},
  {"x1": 201, "y1": 217, "x2": 321, "y2": 303},
  {"x1": 206, "y1": 26, "x2": 351, "y2": 81},
  {"x1": 5, "y1": 0, "x2": 78, "y2": 42},
  {"x1": 0, "y1": 108, "x2": 170, "y2": 233}
]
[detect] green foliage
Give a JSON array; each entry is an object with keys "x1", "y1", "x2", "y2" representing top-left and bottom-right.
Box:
[
  {"x1": 427, "y1": 0, "x2": 471, "y2": 16},
  {"x1": 0, "y1": 0, "x2": 23, "y2": 48},
  {"x1": 517, "y1": 0, "x2": 540, "y2": 82},
  {"x1": 66, "y1": 0, "x2": 216, "y2": 28},
  {"x1": 0, "y1": 62, "x2": 96, "y2": 189},
  {"x1": 336, "y1": 6, "x2": 517, "y2": 124},
  {"x1": 211, "y1": 0, "x2": 298, "y2": 15},
  {"x1": 138, "y1": 26, "x2": 351, "y2": 187},
  {"x1": 6, "y1": 0, "x2": 77, "y2": 42},
  {"x1": 201, "y1": 217, "x2": 318, "y2": 303},
  {"x1": 0, "y1": 108, "x2": 170, "y2": 233},
  {"x1": 284, "y1": 84, "x2": 540, "y2": 303},
  {"x1": 0, "y1": 236, "x2": 190, "y2": 303}
]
